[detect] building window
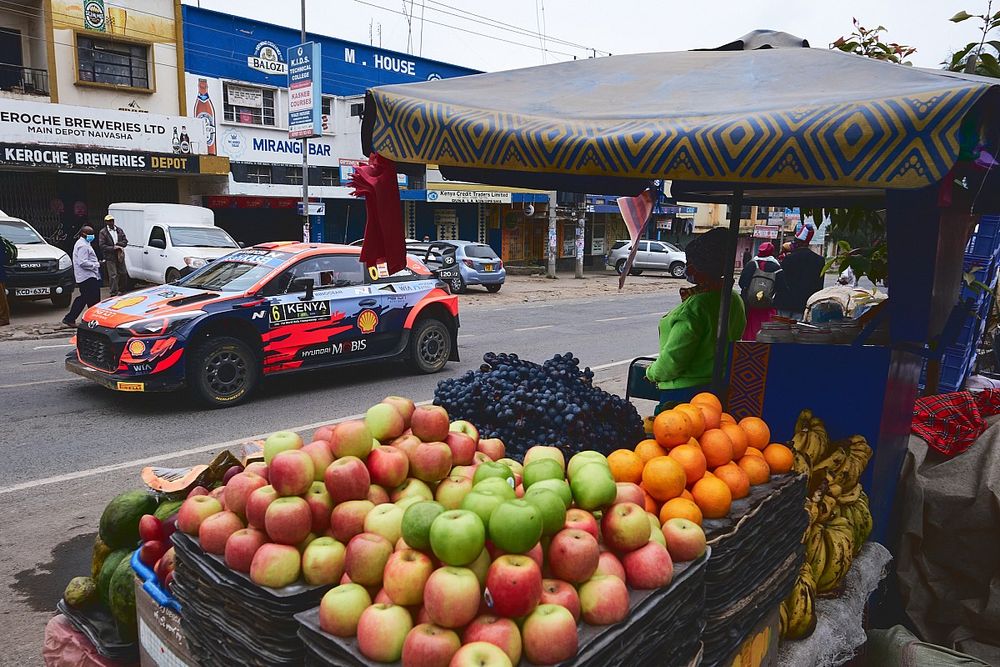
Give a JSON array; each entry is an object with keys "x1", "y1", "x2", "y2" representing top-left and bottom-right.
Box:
[
  {"x1": 246, "y1": 164, "x2": 272, "y2": 184},
  {"x1": 77, "y1": 36, "x2": 150, "y2": 89},
  {"x1": 350, "y1": 102, "x2": 364, "y2": 117},
  {"x1": 321, "y1": 168, "x2": 338, "y2": 186},
  {"x1": 286, "y1": 166, "x2": 302, "y2": 185},
  {"x1": 322, "y1": 97, "x2": 332, "y2": 117},
  {"x1": 223, "y1": 83, "x2": 276, "y2": 126}
]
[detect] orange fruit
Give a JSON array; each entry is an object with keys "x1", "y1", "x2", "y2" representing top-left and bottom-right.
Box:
[
  {"x1": 635, "y1": 439, "x2": 667, "y2": 463},
  {"x1": 660, "y1": 497, "x2": 703, "y2": 526},
  {"x1": 744, "y1": 447, "x2": 764, "y2": 458},
  {"x1": 668, "y1": 444, "x2": 708, "y2": 487},
  {"x1": 641, "y1": 456, "x2": 687, "y2": 502},
  {"x1": 699, "y1": 429, "x2": 734, "y2": 469},
  {"x1": 674, "y1": 404, "x2": 706, "y2": 438},
  {"x1": 720, "y1": 423, "x2": 749, "y2": 460},
  {"x1": 642, "y1": 489, "x2": 661, "y2": 515},
  {"x1": 763, "y1": 444, "x2": 794, "y2": 473},
  {"x1": 719, "y1": 412, "x2": 737, "y2": 426},
  {"x1": 692, "y1": 476, "x2": 733, "y2": 519},
  {"x1": 739, "y1": 417, "x2": 771, "y2": 451},
  {"x1": 652, "y1": 410, "x2": 692, "y2": 448},
  {"x1": 702, "y1": 470, "x2": 717, "y2": 479},
  {"x1": 713, "y1": 462, "x2": 750, "y2": 499},
  {"x1": 608, "y1": 449, "x2": 644, "y2": 484},
  {"x1": 696, "y1": 403, "x2": 722, "y2": 430},
  {"x1": 681, "y1": 489, "x2": 695, "y2": 501},
  {"x1": 691, "y1": 392, "x2": 723, "y2": 414},
  {"x1": 738, "y1": 455, "x2": 771, "y2": 485}
]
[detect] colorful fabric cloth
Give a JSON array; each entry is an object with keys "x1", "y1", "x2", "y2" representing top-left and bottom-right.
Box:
[
  {"x1": 348, "y1": 153, "x2": 406, "y2": 275},
  {"x1": 911, "y1": 389, "x2": 1000, "y2": 456},
  {"x1": 616, "y1": 189, "x2": 655, "y2": 289}
]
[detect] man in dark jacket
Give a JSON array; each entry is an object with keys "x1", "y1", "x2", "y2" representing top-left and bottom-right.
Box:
[
  {"x1": 0, "y1": 234, "x2": 11, "y2": 326},
  {"x1": 774, "y1": 240, "x2": 825, "y2": 320},
  {"x1": 98, "y1": 213, "x2": 128, "y2": 296}
]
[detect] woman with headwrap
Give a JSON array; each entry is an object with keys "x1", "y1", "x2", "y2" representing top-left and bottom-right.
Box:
[
  {"x1": 738, "y1": 242, "x2": 785, "y2": 341},
  {"x1": 645, "y1": 228, "x2": 746, "y2": 404}
]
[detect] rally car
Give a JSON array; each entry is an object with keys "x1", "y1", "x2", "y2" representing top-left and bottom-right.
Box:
[{"x1": 65, "y1": 242, "x2": 459, "y2": 407}]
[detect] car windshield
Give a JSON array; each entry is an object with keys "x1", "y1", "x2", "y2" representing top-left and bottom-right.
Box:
[
  {"x1": 178, "y1": 260, "x2": 274, "y2": 292},
  {"x1": 0, "y1": 220, "x2": 44, "y2": 244},
  {"x1": 168, "y1": 227, "x2": 239, "y2": 248},
  {"x1": 462, "y1": 244, "x2": 498, "y2": 260}
]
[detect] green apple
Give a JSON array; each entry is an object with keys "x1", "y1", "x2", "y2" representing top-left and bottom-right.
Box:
[
  {"x1": 429, "y1": 510, "x2": 486, "y2": 566},
  {"x1": 473, "y1": 476, "x2": 516, "y2": 500},
  {"x1": 522, "y1": 459, "x2": 565, "y2": 489},
  {"x1": 647, "y1": 513, "x2": 666, "y2": 546},
  {"x1": 523, "y1": 445, "x2": 566, "y2": 472},
  {"x1": 395, "y1": 495, "x2": 425, "y2": 511},
  {"x1": 488, "y1": 500, "x2": 543, "y2": 554},
  {"x1": 263, "y1": 431, "x2": 303, "y2": 465},
  {"x1": 567, "y1": 451, "x2": 609, "y2": 480},
  {"x1": 523, "y1": 487, "x2": 567, "y2": 535},
  {"x1": 401, "y1": 501, "x2": 445, "y2": 552},
  {"x1": 570, "y1": 463, "x2": 617, "y2": 511},
  {"x1": 473, "y1": 461, "x2": 514, "y2": 487},
  {"x1": 461, "y1": 489, "x2": 506, "y2": 527},
  {"x1": 496, "y1": 458, "x2": 524, "y2": 478},
  {"x1": 529, "y1": 479, "x2": 573, "y2": 509}
]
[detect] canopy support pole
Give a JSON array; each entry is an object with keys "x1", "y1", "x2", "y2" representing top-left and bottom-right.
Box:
[{"x1": 713, "y1": 188, "x2": 743, "y2": 400}]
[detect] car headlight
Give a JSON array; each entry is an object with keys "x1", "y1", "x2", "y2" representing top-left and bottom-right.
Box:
[
  {"x1": 184, "y1": 257, "x2": 208, "y2": 269},
  {"x1": 117, "y1": 310, "x2": 204, "y2": 337},
  {"x1": 57, "y1": 253, "x2": 71, "y2": 270}
]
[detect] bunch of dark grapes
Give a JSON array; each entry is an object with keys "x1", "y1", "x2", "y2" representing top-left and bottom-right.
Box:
[{"x1": 434, "y1": 352, "x2": 643, "y2": 461}]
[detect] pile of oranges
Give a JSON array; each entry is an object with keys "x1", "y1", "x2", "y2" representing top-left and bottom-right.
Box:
[{"x1": 607, "y1": 392, "x2": 794, "y2": 528}]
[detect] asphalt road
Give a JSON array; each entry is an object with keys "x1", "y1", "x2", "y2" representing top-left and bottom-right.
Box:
[{"x1": 0, "y1": 286, "x2": 676, "y2": 666}]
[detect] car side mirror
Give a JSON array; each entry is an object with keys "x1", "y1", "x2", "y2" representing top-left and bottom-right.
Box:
[
  {"x1": 149, "y1": 238, "x2": 166, "y2": 250},
  {"x1": 238, "y1": 241, "x2": 246, "y2": 248},
  {"x1": 291, "y1": 277, "x2": 315, "y2": 301}
]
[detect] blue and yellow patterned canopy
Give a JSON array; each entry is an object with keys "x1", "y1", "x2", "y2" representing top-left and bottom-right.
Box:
[{"x1": 363, "y1": 47, "x2": 998, "y2": 195}]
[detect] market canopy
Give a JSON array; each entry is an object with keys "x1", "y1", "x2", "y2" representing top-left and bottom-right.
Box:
[{"x1": 362, "y1": 46, "x2": 1000, "y2": 201}]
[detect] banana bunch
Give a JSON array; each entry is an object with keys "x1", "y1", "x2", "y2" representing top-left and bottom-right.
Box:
[
  {"x1": 790, "y1": 409, "x2": 830, "y2": 464},
  {"x1": 779, "y1": 564, "x2": 817, "y2": 640},
  {"x1": 838, "y1": 491, "x2": 873, "y2": 555}
]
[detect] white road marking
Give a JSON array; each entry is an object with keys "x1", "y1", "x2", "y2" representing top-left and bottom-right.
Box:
[
  {"x1": 0, "y1": 377, "x2": 82, "y2": 389},
  {"x1": 513, "y1": 324, "x2": 554, "y2": 332},
  {"x1": 595, "y1": 316, "x2": 629, "y2": 322},
  {"x1": 32, "y1": 343, "x2": 75, "y2": 350},
  {"x1": 0, "y1": 400, "x2": 432, "y2": 495}
]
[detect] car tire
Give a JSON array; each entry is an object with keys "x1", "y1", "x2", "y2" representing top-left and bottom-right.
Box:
[
  {"x1": 165, "y1": 268, "x2": 182, "y2": 284},
  {"x1": 188, "y1": 336, "x2": 259, "y2": 407},
  {"x1": 615, "y1": 259, "x2": 642, "y2": 276},
  {"x1": 670, "y1": 262, "x2": 687, "y2": 279},
  {"x1": 409, "y1": 318, "x2": 452, "y2": 374},
  {"x1": 51, "y1": 292, "x2": 71, "y2": 307},
  {"x1": 485, "y1": 283, "x2": 502, "y2": 293},
  {"x1": 449, "y1": 274, "x2": 466, "y2": 294}
]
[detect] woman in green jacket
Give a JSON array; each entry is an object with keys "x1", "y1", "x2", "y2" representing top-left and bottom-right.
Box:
[{"x1": 646, "y1": 228, "x2": 746, "y2": 406}]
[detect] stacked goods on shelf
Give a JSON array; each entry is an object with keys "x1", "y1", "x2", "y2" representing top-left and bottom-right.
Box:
[
  {"x1": 434, "y1": 352, "x2": 645, "y2": 458},
  {"x1": 170, "y1": 394, "x2": 707, "y2": 666},
  {"x1": 614, "y1": 393, "x2": 808, "y2": 665},
  {"x1": 779, "y1": 410, "x2": 874, "y2": 640}
]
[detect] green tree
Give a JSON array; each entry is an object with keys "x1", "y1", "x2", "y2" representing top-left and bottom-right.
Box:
[
  {"x1": 831, "y1": 18, "x2": 916, "y2": 64},
  {"x1": 947, "y1": 2, "x2": 1000, "y2": 77}
]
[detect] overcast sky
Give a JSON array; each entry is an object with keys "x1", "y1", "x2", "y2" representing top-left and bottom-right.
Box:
[{"x1": 186, "y1": 0, "x2": 990, "y2": 73}]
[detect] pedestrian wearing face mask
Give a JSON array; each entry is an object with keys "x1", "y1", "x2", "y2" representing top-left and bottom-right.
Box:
[{"x1": 62, "y1": 226, "x2": 102, "y2": 327}]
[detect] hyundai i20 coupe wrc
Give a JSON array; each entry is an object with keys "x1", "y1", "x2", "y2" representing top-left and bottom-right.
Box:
[{"x1": 65, "y1": 242, "x2": 459, "y2": 407}]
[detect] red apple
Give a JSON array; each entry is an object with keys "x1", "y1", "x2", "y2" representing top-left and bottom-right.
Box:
[
  {"x1": 525, "y1": 542, "x2": 544, "y2": 571},
  {"x1": 579, "y1": 574, "x2": 629, "y2": 625},
  {"x1": 392, "y1": 434, "x2": 423, "y2": 459},
  {"x1": 365, "y1": 503, "x2": 405, "y2": 544},
  {"x1": 473, "y1": 452, "x2": 492, "y2": 466},
  {"x1": 368, "y1": 484, "x2": 391, "y2": 505},
  {"x1": 601, "y1": 502, "x2": 651, "y2": 553},
  {"x1": 476, "y1": 438, "x2": 505, "y2": 462},
  {"x1": 208, "y1": 486, "x2": 226, "y2": 508},
  {"x1": 225, "y1": 472, "x2": 268, "y2": 521},
  {"x1": 357, "y1": 604, "x2": 413, "y2": 663},
  {"x1": 595, "y1": 551, "x2": 626, "y2": 581},
  {"x1": 451, "y1": 641, "x2": 513, "y2": 667},
  {"x1": 402, "y1": 623, "x2": 461, "y2": 667},
  {"x1": 540, "y1": 579, "x2": 581, "y2": 621},
  {"x1": 224, "y1": 527, "x2": 267, "y2": 573},
  {"x1": 301, "y1": 440, "x2": 334, "y2": 481},
  {"x1": 451, "y1": 465, "x2": 476, "y2": 481},
  {"x1": 244, "y1": 461, "x2": 268, "y2": 481},
  {"x1": 391, "y1": 478, "x2": 434, "y2": 503},
  {"x1": 444, "y1": 431, "x2": 477, "y2": 466},
  {"x1": 661, "y1": 518, "x2": 707, "y2": 563},
  {"x1": 563, "y1": 509, "x2": 599, "y2": 538},
  {"x1": 548, "y1": 529, "x2": 599, "y2": 583},
  {"x1": 330, "y1": 499, "x2": 375, "y2": 542},
  {"x1": 411, "y1": 405, "x2": 450, "y2": 442},
  {"x1": 269, "y1": 449, "x2": 315, "y2": 497},
  {"x1": 186, "y1": 485, "x2": 209, "y2": 498},
  {"x1": 330, "y1": 419, "x2": 374, "y2": 460},
  {"x1": 198, "y1": 510, "x2": 244, "y2": 555},
  {"x1": 302, "y1": 536, "x2": 347, "y2": 585},
  {"x1": 409, "y1": 442, "x2": 453, "y2": 483},
  {"x1": 345, "y1": 532, "x2": 394, "y2": 586},
  {"x1": 249, "y1": 543, "x2": 301, "y2": 588},
  {"x1": 463, "y1": 615, "x2": 522, "y2": 664},
  {"x1": 434, "y1": 475, "x2": 474, "y2": 510},
  {"x1": 622, "y1": 541, "x2": 673, "y2": 589},
  {"x1": 324, "y1": 455, "x2": 371, "y2": 504},
  {"x1": 155, "y1": 547, "x2": 175, "y2": 584},
  {"x1": 139, "y1": 540, "x2": 167, "y2": 567},
  {"x1": 245, "y1": 485, "x2": 279, "y2": 530},
  {"x1": 319, "y1": 583, "x2": 372, "y2": 637},
  {"x1": 367, "y1": 403, "x2": 407, "y2": 442},
  {"x1": 264, "y1": 496, "x2": 312, "y2": 546},
  {"x1": 423, "y1": 566, "x2": 481, "y2": 628},
  {"x1": 176, "y1": 495, "x2": 223, "y2": 535},
  {"x1": 614, "y1": 482, "x2": 646, "y2": 507},
  {"x1": 138, "y1": 515, "x2": 163, "y2": 542},
  {"x1": 305, "y1": 482, "x2": 334, "y2": 534},
  {"x1": 366, "y1": 445, "x2": 409, "y2": 488},
  {"x1": 485, "y1": 555, "x2": 542, "y2": 619},
  {"x1": 384, "y1": 549, "x2": 435, "y2": 606},
  {"x1": 522, "y1": 604, "x2": 579, "y2": 664},
  {"x1": 313, "y1": 423, "x2": 337, "y2": 443},
  {"x1": 382, "y1": 396, "x2": 416, "y2": 424}
]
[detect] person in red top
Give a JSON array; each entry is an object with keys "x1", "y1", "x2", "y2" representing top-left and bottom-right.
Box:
[{"x1": 738, "y1": 241, "x2": 785, "y2": 341}]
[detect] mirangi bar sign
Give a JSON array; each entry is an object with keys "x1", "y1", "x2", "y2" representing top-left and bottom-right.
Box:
[{"x1": 0, "y1": 143, "x2": 201, "y2": 174}]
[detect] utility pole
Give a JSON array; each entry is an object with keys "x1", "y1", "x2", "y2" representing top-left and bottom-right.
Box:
[
  {"x1": 300, "y1": 0, "x2": 310, "y2": 242},
  {"x1": 547, "y1": 192, "x2": 557, "y2": 278},
  {"x1": 574, "y1": 213, "x2": 584, "y2": 278}
]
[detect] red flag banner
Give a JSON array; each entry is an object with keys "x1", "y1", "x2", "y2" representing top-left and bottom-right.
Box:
[
  {"x1": 616, "y1": 189, "x2": 656, "y2": 289},
  {"x1": 348, "y1": 153, "x2": 406, "y2": 275}
]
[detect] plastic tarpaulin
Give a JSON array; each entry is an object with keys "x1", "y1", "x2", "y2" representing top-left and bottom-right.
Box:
[{"x1": 363, "y1": 47, "x2": 998, "y2": 196}]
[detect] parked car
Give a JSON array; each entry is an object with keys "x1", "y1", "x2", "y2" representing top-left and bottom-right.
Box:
[
  {"x1": 109, "y1": 203, "x2": 240, "y2": 285},
  {"x1": 415, "y1": 240, "x2": 505, "y2": 293},
  {"x1": 0, "y1": 214, "x2": 74, "y2": 306},
  {"x1": 65, "y1": 242, "x2": 459, "y2": 407},
  {"x1": 606, "y1": 240, "x2": 686, "y2": 278}
]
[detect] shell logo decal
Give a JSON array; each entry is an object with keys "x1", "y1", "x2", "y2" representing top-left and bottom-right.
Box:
[
  {"x1": 111, "y1": 295, "x2": 147, "y2": 310},
  {"x1": 127, "y1": 340, "x2": 147, "y2": 356},
  {"x1": 357, "y1": 309, "x2": 379, "y2": 334}
]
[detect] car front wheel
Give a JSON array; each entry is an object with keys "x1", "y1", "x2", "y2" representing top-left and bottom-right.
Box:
[
  {"x1": 409, "y1": 318, "x2": 452, "y2": 374},
  {"x1": 449, "y1": 275, "x2": 466, "y2": 294},
  {"x1": 188, "y1": 336, "x2": 259, "y2": 407},
  {"x1": 670, "y1": 262, "x2": 687, "y2": 278},
  {"x1": 485, "y1": 284, "x2": 502, "y2": 293},
  {"x1": 165, "y1": 268, "x2": 182, "y2": 284}
]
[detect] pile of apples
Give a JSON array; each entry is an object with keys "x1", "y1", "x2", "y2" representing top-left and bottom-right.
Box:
[{"x1": 172, "y1": 397, "x2": 706, "y2": 666}]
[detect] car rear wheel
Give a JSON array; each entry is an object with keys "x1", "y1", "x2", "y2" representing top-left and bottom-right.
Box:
[
  {"x1": 485, "y1": 284, "x2": 502, "y2": 293},
  {"x1": 670, "y1": 262, "x2": 687, "y2": 278},
  {"x1": 409, "y1": 318, "x2": 451, "y2": 374},
  {"x1": 615, "y1": 259, "x2": 642, "y2": 276},
  {"x1": 449, "y1": 275, "x2": 466, "y2": 294},
  {"x1": 165, "y1": 268, "x2": 182, "y2": 284},
  {"x1": 188, "y1": 336, "x2": 259, "y2": 407},
  {"x1": 51, "y1": 292, "x2": 71, "y2": 307}
]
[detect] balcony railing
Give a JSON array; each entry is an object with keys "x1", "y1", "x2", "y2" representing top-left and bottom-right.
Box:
[{"x1": 0, "y1": 63, "x2": 49, "y2": 96}]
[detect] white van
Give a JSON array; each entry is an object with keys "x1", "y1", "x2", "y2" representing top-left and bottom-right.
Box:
[
  {"x1": 0, "y1": 213, "x2": 75, "y2": 306},
  {"x1": 108, "y1": 203, "x2": 240, "y2": 284}
]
